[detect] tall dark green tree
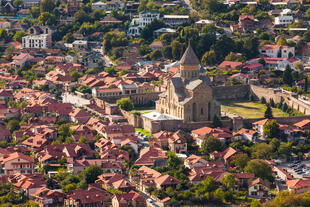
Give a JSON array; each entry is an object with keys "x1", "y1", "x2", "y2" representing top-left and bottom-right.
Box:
[
  {"x1": 305, "y1": 76, "x2": 308, "y2": 92},
  {"x1": 264, "y1": 104, "x2": 273, "y2": 119},
  {"x1": 283, "y1": 65, "x2": 293, "y2": 86}
]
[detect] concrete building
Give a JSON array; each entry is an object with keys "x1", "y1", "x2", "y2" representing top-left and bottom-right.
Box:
[
  {"x1": 92, "y1": 1, "x2": 106, "y2": 10},
  {"x1": 275, "y1": 16, "x2": 293, "y2": 25},
  {"x1": 22, "y1": 34, "x2": 51, "y2": 49},
  {"x1": 138, "y1": 10, "x2": 160, "y2": 28},
  {"x1": 23, "y1": 0, "x2": 41, "y2": 8},
  {"x1": 163, "y1": 15, "x2": 190, "y2": 26}
]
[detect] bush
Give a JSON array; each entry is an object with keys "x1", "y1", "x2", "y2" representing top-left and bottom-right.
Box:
[{"x1": 260, "y1": 96, "x2": 266, "y2": 104}]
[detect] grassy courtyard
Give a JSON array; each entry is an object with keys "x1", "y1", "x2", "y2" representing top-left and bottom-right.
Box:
[{"x1": 221, "y1": 101, "x2": 291, "y2": 119}]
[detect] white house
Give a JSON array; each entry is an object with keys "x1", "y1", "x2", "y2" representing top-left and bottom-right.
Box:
[
  {"x1": 163, "y1": 15, "x2": 190, "y2": 26},
  {"x1": 275, "y1": 16, "x2": 293, "y2": 25},
  {"x1": 0, "y1": 21, "x2": 11, "y2": 30},
  {"x1": 259, "y1": 45, "x2": 295, "y2": 58},
  {"x1": 92, "y1": 1, "x2": 106, "y2": 10},
  {"x1": 22, "y1": 34, "x2": 51, "y2": 49},
  {"x1": 138, "y1": 10, "x2": 160, "y2": 28},
  {"x1": 23, "y1": 0, "x2": 41, "y2": 8},
  {"x1": 248, "y1": 178, "x2": 270, "y2": 198}
]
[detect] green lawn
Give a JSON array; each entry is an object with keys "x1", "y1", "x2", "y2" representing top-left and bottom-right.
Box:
[
  {"x1": 135, "y1": 128, "x2": 151, "y2": 137},
  {"x1": 221, "y1": 101, "x2": 290, "y2": 119}
]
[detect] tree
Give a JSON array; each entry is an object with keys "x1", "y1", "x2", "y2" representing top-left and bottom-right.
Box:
[
  {"x1": 283, "y1": 65, "x2": 293, "y2": 86},
  {"x1": 40, "y1": 0, "x2": 55, "y2": 13},
  {"x1": 270, "y1": 99, "x2": 275, "y2": 107},
  {"x1": 161, "y1": 46, "x2": 173, "y2": 60},
  {"x1": 245, "y1": 159, "x2": 274, "y2": 182},
  {"x1": 200, "y1": 135, "x2": 224, "y2": 155},
  {"x1": 149, "y1": 49, "x2": 162, "y2": 60},
  {"x1": 38, "y1": 12, "x2": 56, "y2": 26},
  {"x1": 224, "y1": 52, "x2": 245, "y2": 63},
  {"x1": 13, "y1": 31, "x2": 28, "y2": 42},
  {"x1": 116, "y1": 98, "x2": 134, "y2": 111},
  {"x1": 79, "y1": 136, "x2": 88, "y2": 144},
  {"x1": 282, "y1": 102, "x2": 288, "y2": 112},
  {"x1": 74, "y1": 10, "x2": 89, "y2": 24},
  {"x1": 260, "y1": 96, "x2": 266, "y2": 104},
  {"x1": 264, "y1": 104, "x2": 273, "y2": 119},
  {"x1": 252, "y1": 143, "x2": 273, "y2": 159},
  {"x1": 221, "y1": 173, "x2": 238, "y2": 191},
  {"x1": 212, "y1": 115, "x2": 222, "y2": 128},
  {"x1": 167, "y1": 151, "x2": 183, "y2": 169},
  {"x1": 0, "y1": 29, "x2": 8, "y2": 42},
  {"x1": 201, "y1": 176, "x2": 218, "y2": 192},
  {"x1": 77, "y1": 85, "x2": 91, "y2": 94},
  {"x1": 141, "y1": 19, "x2": 165, "y2": 40},
  {"x1": 305, "y1": 76, "x2": 308, "y2": 92},
  {"x1": 231, "y1": 153, "x2": 249, "y2": 170},
  {"x1": 250, "y1": 200, "x2": 262, "y2": 207},
  {"x1": 13, "y1": 0, "x2": 23, "y2": 8},
  {"x1": 70, "y1": 71, "x2": 82, "y2": 82},
  {"x1": 171, "y1": 40, "x2": 185, "y2": 60},
  {"x1": 201, "y1": 50, "x2": 217, "y2": 66},
  {"x1": 63, "y1": 33, "x2": 75, "y2": 43},
  {"x1": 294, "y1": 61, "x2": 304, "y2": 71},
  {"x1": 80, "y1": 165, "x2": 103, "y2": 184},
  {"x1": 104, "y1": 67, "x2": 117, "y2": 75},
  {"x1": 29, "y1": 6, "x2": 40, "y2": 18},
  {"x1": 277, "y1": 36, "x2": 287, "y2": 46},
  {"x1": 5, "y1": 46, "x2": 15, "y2": 61},
  {"x1": 7, "y1": 119, "x2": 20, "y2": 133},
  {"x1": 263, "y1": 120, "x2": 279, "y2": 138}
]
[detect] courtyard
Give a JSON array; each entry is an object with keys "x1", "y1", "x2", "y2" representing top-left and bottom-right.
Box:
[{"x1": 221, "y1": 101, "x2": 293, "y2": 119}]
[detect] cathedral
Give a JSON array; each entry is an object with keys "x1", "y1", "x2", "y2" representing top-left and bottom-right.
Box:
[{"x1": 156, "y1": 44, "x2": 220, "y2": 122}]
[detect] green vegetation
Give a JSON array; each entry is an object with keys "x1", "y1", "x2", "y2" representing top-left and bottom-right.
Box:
[
  {"x1": 135, "y1": 128, "x2": 151, "y2": 137},
  {"x1": 221, "y1": 101, "x2": 290, "y2": 118}
]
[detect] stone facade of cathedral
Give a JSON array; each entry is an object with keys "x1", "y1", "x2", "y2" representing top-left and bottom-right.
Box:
[{"x1": 156, "y1": 44, "x2": 220, "y2": 122}]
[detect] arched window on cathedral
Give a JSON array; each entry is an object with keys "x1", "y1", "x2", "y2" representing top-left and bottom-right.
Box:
[{"x1": 201, "y1": 107, "x2": 204, "y2": 115}]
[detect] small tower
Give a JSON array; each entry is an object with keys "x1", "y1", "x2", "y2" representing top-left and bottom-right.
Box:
[{"x1": 179, "y1": 43, "x2": 201, "y2": 81}]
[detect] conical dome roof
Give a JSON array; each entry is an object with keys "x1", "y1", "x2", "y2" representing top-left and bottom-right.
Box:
[{"x1": 180, "y1": 43, "x2": 201, "y2": 66}]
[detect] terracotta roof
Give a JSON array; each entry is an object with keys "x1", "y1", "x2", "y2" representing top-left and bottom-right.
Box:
[
  {"x1": 250, "y1": 178, "x2": 270, "y2": 188},
  {"x1": 114, "y1": 191, "x2": 145, "y2": 203},
  {"x1": 0, "y1": 152, "x2": 34, "y2": 163},
  {"x1": 68, "y1": 189, "x2": 107, "y2": 204},
  {"x1": 286, "y1": 179, "x2": 310, "y2": 190},
  {"x1": 294, "y1": 119, "x2": 310, "y2": 128},
  {"x1": 155, "y1": 174, "x2": 181, "y2": 186},
  {"x1": 253, "y1": 118, "x2": 271, "y2": 126},
  {"x1": 237, "y1": 128, "x2": 257, "y2": 135}
]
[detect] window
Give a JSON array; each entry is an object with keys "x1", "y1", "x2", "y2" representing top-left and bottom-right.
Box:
[{"x1": 201, "y1": 108, "x2": 204, "y2": 115}]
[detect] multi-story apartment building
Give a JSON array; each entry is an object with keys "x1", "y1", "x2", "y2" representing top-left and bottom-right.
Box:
[
  {"x1": 22, "y1": 34, "x2": 52, "y2": 49},
  {"x1": 23, "y1": 0, "x2": 41, "y2": 8}
]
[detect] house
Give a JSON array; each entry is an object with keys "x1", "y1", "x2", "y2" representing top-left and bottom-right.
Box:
[
  {"x1": 30, "y1": 187, "x2": 65, "y2": 207},
  {"x1": 92, "y1": 1, "x2": 106, "y2": 10},
  {"x1": 102, "y1": 124, "x2": 135, "y2": 139},
  {"x1": 231, "y1": 15, "x2": 257, "y2": 32},
  {"x1": 71, "y1": 124, "x2": 97, "y2": 142},
  {"x1": 218, "y1": 61, "x2": 243, "y2": 70},
  {"x1": 210, "y1": 147, "x2": 239, "y2": 163},
  {"x1": 12, "y1": 53, "x2": 34, "y2": 68},
  {"x1": 72, "y1": 40, "x2": 88, "y2": 50},
  {"x1": 23, "y1": 0, "x2": 41, "y2": 8},
  {"x1": 294, "y1": 119, "x2": 310, "y2": 130},
  {"x1": 135, "y1": 147, "x2": 167, "y2": 167},
  {"x1": 273, "y1": 166, "x2": 293, "y2": 181},
  {"x1": 184, "y1": 154, "x2": 208, "y2": 169},
  {"x1": 248, "y1": 178, "x2": 270, "y2": 198},
  {"x1": 64, "y1": 189, "x2": 107, "y2": 207},
  {"x1": 100, "y1": 16, "x2": 122, "y2": 25},
  {"x1": 286, "y1": 179, "x2": 310, "y2": 194},
  {"x1": 149, "y1": 41, "x2": 164, "y2": 51},
  {"x1": 155, "y1": 174, "x2": 181, "y2": 189},
  {"x1": 138, "y1": 10, "x2": 160, "y2": 28},
  {"x1": 0, "y1": 21, "x2": 10, "y2": 29},
  {"x1": 14, "y1": 175, "x2": 47, "y2": 196},
  {"x1": 67, "y1": 0, "x2": 83, "y2": 14},
  {"x1": 237, "y1": 128, "x2": 258, "y2": 142},
  {"x1": 275, "y1": 16, "x2": 294, "y2": 26},
  {"x1": 259, "y1": 45, "x2": 295, "y2": 58},
  {"x1": 96, "y1": 173, "x2": 135, "y2": 192},
  {"x1": 112, "y1": 191, "x2": 146, "y2": 207},
  {"x1": 0, "y1": 152, "x2": 34, "y2": 175},
  {"x1": 168, "y1": 130, "x2": 187, "y2": 154},
  {"x1": 163, "y1": 15, "x2": 190, "y2": 26},
  {"x1": 252, "y1": 118, "x2": 272, "y2": 136},
  {"x1": 229, "y1": 73, "x2": 248, "y2": 84}
]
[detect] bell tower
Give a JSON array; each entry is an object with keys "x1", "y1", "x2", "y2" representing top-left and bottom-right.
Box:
[{"x1": 179, "y1": 43, "x2": 201, "y2": 81}]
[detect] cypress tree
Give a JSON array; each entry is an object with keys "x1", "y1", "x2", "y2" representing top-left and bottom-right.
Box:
[{"x1": 264, "y1": 104, "x2": 273, "y2": 119}]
